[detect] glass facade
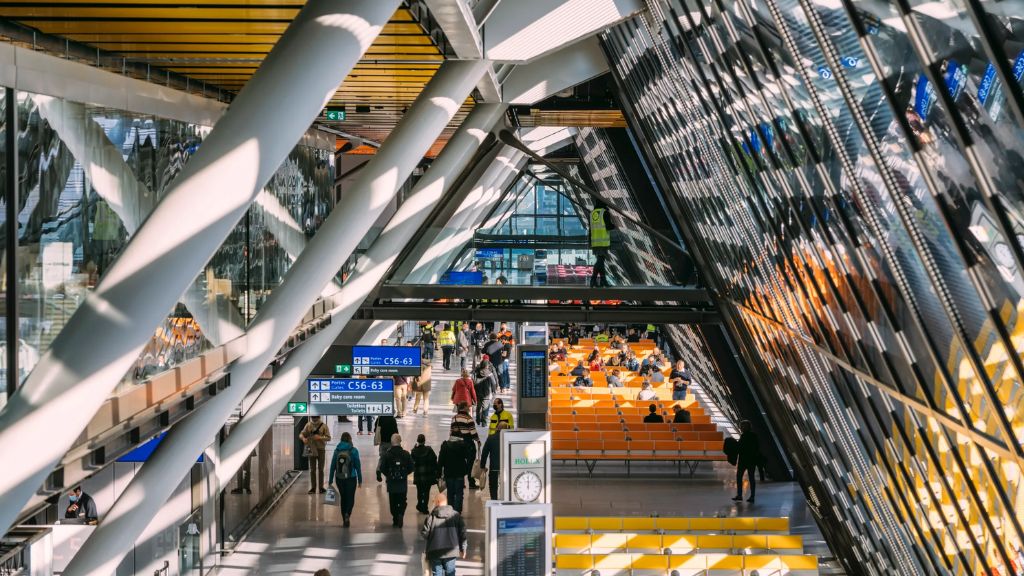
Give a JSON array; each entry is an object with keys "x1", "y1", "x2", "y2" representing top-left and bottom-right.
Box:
[
  {"x1": 603, "y1": 1, "x2": 1024, "y2": 574},
  {"x1": 0, "y1": 89, "x2": 334, "y2": 401}
]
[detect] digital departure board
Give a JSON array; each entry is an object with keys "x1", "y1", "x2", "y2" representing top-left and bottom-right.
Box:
[
  {"x1": 496, "y1": 517, "x2": 546, "y2": 576},
  {"x1": 519, "y1": 350, "x2": 548, "y2": 399},
  {"x1": 351, "y1": 346, "x2": 421, "y2": 376},
  {"x1": 306, "y1": 378, "x2": 394, "y2": 416}
]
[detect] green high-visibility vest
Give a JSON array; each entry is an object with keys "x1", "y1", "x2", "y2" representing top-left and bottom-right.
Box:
[{"x1": 590, "y1": 208, "x2": 610, "y2": 248}]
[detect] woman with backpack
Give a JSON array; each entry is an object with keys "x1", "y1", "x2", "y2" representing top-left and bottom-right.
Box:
[
  {"x1": 328, "y1": 432, "x2": 363, "y2": 527},
  {"x1": 411, "y1": 434, "x2": 438, "y2": 514},
  {"x1": 451, "y1": 369, "x2": 477, "y2": 413}
]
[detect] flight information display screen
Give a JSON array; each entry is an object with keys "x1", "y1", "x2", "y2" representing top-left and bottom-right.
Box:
[
  {"x1": 351, "y1": 346, "x2": 421, "y2": 376},
  {"x1": 307, "y1": 378, "x2": 394, "y2": 416},
  {"x1": 519, "y1": 350, "x2": 548, "y2": 399},
  {"x1": 496, "y1": 516, "x2": 546, "y2": 576}
]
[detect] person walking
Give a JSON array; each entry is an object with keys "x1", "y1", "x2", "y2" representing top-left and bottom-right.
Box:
[
  {"x1": 394, "y1": 375, "x2": 410, "y2": 419},
  {"x1": 450, "y1": 403, "x2": 481, "y2": 489},
  {"x1": 589, "y1": 204, "x2": 612, "y2": 287},
  {"x1": 479, "y1": 421, "x2": 508, "y2": 500},
  {"x1": 437, "y1": 433, "x2": 471, "y2": 513},
  {"x1": 381, "y1": 433, "x2": 414, "y2": 527},
  {"x1": 374, "y1": 414, "x2": 399, "y2": 482},
  {"x1": 411, "y1": 434, "x2": 439, "y2": 514},
  {"x1": 451, "y1": 370, "x2": 477, "y2": 413},
  {"x1": 438, "y1": 325, "x2": 456, "y2": 371},
  {"x1": 487, "y1": 398, "x2": 514, "y2": 436},
  {"x1": 421, "y1": 492, "x2": 467, "y2": 576},
  {"x1": 732, "y1": 420, "x2": 761, "y2": 503},
  {"x1": 300, "y1": 415, "x2": 331, "y2": 494},
  {"x1": 457, "y1": 324, "x2": 472, "y2": 370},
  {"x1": 473, "y1": 357, "x2": 496, "y2": 426},
  {"x1": 413, "y1": 364, "x2": 432, "y2": 415},
  {"x1": 328, "y1": 432, "x2": 363, "y2": 527},
  {"x1": 420, "y1": 323, "x2": 436, "y2": 361},
  {"x1": 357, "y1": 413, "x2": 375, "y2": 436}
]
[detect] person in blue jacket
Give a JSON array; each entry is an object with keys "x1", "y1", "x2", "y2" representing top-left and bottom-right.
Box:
[{"x1": 329, "y1": 432, "x2": 363, "y2": 527}]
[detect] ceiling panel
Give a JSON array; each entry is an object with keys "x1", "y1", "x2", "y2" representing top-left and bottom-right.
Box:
[{"x1": 2, "y1": 3, "x2": 472, "y2": 155}]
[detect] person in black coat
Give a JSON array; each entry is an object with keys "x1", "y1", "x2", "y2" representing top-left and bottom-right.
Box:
[
  {"x1": 437, "y1": 434, "x2": 472, "y2": 513},
  {"x1": 381, "y1": 434, "x2": 414, "y2": 527},
  {"x1": 731, "y1": 420, "x2": 761, "y2": 503},
  {"x1": 411, "y1": 434, "x2": 438, "y2": 514}
]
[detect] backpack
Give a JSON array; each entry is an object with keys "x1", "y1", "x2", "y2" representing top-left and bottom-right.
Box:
[
  {"x1": 723, "y1": 437, "x2": 740, "y2": 466},
  {"x1": 386, "y1": 450, "x2": 409, "y2": 482},
  {"x1": 335, "y1": 448, "x2": 354, "y2": 480}
]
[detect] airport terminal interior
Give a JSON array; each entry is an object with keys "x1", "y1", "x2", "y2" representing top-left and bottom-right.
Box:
[{"x1": 0, "y1": 1, "x2": 1021, "y2": 575}]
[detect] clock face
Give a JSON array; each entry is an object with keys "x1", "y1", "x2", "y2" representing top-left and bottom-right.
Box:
[{"x1": 513, "y1": 471, "x2": 543, "y2": 502}]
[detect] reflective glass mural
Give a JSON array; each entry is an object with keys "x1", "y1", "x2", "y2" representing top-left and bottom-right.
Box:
[
  {"x1": 0, "y1": 90, "x2": 334, "y2": 399},
  {"x1": 603, "y1": 1, "x2": 1024, "y2": 574}
]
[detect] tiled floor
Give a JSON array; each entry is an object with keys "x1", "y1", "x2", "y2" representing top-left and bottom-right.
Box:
[{"x1": 215, "y1": 354, "x2": 838, "y2": 575}]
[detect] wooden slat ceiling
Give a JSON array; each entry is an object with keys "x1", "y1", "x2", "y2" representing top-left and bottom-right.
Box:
[{"x1": 1, "y1": 1, "x2": 473, "y2": 156}]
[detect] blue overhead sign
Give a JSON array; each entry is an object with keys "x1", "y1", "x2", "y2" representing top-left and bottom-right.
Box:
[
  {"x1": 439, "y1": 271, "x2": 484, "y2": 285},
  {"x1": 351, "y1": 345, "x2": 421, "y2": 376},
  {"x1": 475, "y1": 248, "x2": 505, "y2": 259},
  {"x1": 307, "y1": 378, "x2": 394, "y2": 416}
]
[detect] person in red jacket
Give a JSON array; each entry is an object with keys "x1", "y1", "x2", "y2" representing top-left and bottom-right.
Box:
[{"x1": 451, "y1": 369, "x2": 477, "y2": 411}]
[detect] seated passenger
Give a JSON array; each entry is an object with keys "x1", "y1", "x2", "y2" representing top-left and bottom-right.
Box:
[
  {"x1": 589, "y1": 357, "x2": 604, "y2": 372},
  {"x1": 649, "y1": 369, "x2": 666, "y2": 384},
  {"x1": 636, "y1": 381, "x2": 657, "y2": 401},
  {"x1": 607, "y1": 369, "x2": 624, "y2": 388},
  {"x1": 643, "y1": 404, "x2": 664, "y2": 423},
  {"x1": 573, "y1": 368, "x2": 593, "y2": 388},
  {"x1": 606, "y1": 354, "x2": 621, "y2": 367},
  {"x1": 586, "y1": 347, "x2": 601, "y2": 364},
  {"x1": 624, "y1": 352, "x2": 640, "y2": 372},
  {"x1": 569, "y1": 360, "x2": 586, "y2": 377},
  {"x1": 672, "y1": 404, "x2": 691, "y2": 423}
]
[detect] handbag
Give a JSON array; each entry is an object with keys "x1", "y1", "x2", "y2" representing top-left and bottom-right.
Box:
[
  {"x1": 471, "y1": 461, "x2": 486, "y2": 483},
  {"x1": 302, "y1": 443, "x2": 313, "y2": 457},
  {"x1": 373, "y1": 427, "x2": 381, "y2": 446},
  {"x1": 324, "y1": 487, "x2": 337, "y2": 504},
  {"x1": 437, "y1": 477, "x2": 446, "y2": 493}
]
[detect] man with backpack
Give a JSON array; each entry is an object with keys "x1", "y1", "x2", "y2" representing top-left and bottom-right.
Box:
[
  {"x1": 328, "y1": 432, "x2": 363, "y2": 527},
  {"x1": 411, "y1": 434, "x2": 438, "y2": 514},
  {"x1": 299, "y1": 415, "x2": 331, "y2": 494},
  {"x1": 421, "y1": 492, "x2": 467, "y2": 576},
  {"x1": 381, "y1": 433, "x2": 414, "y2": 527}
]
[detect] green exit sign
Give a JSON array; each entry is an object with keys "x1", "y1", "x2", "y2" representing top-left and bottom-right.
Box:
[
  {"x1": 287, "y1": 402, "x2": 308, "y2": 414},
  {"x1": 335, "y1": 364, "x2": 352, "y2": 375},
  {"x1": 324, "y1": 108, "x2": 346, "y2": 121}
]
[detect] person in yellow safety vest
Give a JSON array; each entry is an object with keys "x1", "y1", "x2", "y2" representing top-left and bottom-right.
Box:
[
  {"x1": 438, "y1": 325, "x2": 457, "y2": 371},
  {"x1": 488, "y1": 398, "x2": 514, "y2": 435},
  {"x1": 589, "y1": 206, "x2": 612, "y2": 287}
]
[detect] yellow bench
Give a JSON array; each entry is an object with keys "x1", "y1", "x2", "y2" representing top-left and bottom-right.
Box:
[
  {"x1": 554, "y1": 553, "x2": 819, "y2": 575},
  {"x1": 554, "y1": 533, "x2": 804, "y2": 554},
  {"x1": 554, "y1": 516, "x2": 791, "y2": 534}
]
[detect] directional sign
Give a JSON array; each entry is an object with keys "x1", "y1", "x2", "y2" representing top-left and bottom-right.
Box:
[
  {"x1": 351, "y1": 346, "x2": 421, "y2": 376},
  {"x1": 306, "y1": 378, "x2": 394, "y2": 416},
  {"x1": 287, "y1": 402, "x2": 308, "y2": 414},
  {"x1": 335, "y1": 364, "x2": 352, "y2": 375},
  {"x1": 324, "y1": 108, "x2": 346, "y2": 121}
]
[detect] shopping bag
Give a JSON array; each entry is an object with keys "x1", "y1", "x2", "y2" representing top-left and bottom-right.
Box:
[
  {"x1": 373, "y1": 427, "x2": 381, "y2": 447},
  {"x1": 302, "y1": 443, "x2": 313, "y2": 457},
  {"x1": 471, "y1": 461, "x2": 486, "y2": 483},
  {"x1": 324, "y1": 487, "x2": 337, "y2": 504}
]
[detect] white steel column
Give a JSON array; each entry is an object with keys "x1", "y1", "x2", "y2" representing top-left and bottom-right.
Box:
[
  {"x1": 0, "y1": 0, "x2": 399, "y2": 533},
  {"x1": 406, "y1": 146, "x2": 519, "y2": 283},
  {"x1": 60, "y1": 64, "x2": 491, "y2": 576},
  {"x1": 360, "y1": 320, "x2": 398, "y2": 346},
  {"x1": 417, "y1": 148, "x2": 525, "y2": 283},
  {"x1": 216, "y1": 103, "x2": 506, "y2": 487}
]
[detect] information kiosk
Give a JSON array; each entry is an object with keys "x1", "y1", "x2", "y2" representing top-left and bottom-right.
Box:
[
  {"x1": 516, "y1": 345, "x2": 548, "y2": 430},
  {"x1": 486, "y1": 501, "x2": 552, "y2": 576},
  {"x1": 501, "y1": 430, "x2": 552, "y2": 504}
]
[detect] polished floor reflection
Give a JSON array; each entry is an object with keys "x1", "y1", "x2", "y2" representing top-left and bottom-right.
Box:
[{"x1": 215, "y1": 355, "x2": 839, "y2": 575}]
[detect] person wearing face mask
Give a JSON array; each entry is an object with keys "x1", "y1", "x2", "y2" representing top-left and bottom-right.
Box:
[
  {"x1": 487, "y1": 398, "x2": 514, "y2": 436},
  {"x1": 65, "y1": 486, "x2": 99, "y2": 525}
]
